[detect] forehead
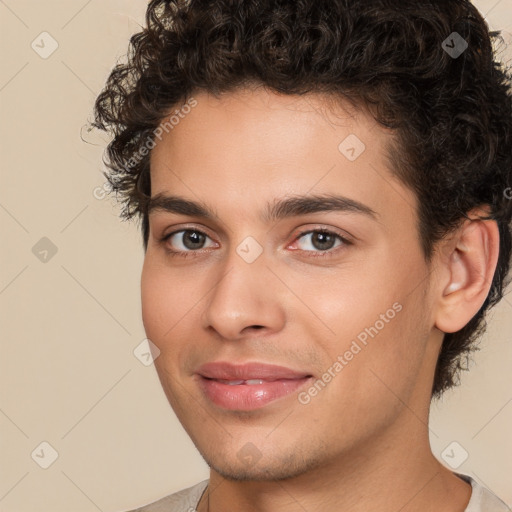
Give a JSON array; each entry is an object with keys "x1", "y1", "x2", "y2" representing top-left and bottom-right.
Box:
[
  {"x1": 148, "y1": 87, "x2": 416, "y2": 225},
  {"x1": 151, "y1": 87, "x2": 384, "y2": 163}
]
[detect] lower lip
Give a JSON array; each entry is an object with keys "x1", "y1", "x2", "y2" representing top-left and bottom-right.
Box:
[{"x1": 198, "y1": 376, "x2": 312, "y2": 411}]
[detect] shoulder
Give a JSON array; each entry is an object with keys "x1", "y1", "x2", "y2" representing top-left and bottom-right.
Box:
[
  {"x1": 122, "y1": 479, "x2": 209, "y2": 512},
  {"x1": 456, "y1": 473, "x2": 510, "y2": 512}
]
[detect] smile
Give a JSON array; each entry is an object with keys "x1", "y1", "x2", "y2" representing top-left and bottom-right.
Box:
[{"x1": 196, "y1": 362, "x2": 313, "y2": 411}]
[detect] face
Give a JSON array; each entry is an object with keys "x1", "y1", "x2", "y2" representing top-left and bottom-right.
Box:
[{"x1": 141, "y1": 86, "x2": 440, "y2": 481}]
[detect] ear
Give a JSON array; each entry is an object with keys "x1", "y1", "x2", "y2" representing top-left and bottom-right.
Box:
[{"x1": 434, "y1": 208, "x2": 500, "y2": 334}]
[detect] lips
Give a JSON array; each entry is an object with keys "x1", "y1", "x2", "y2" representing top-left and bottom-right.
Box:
[
  {"x1": 197, "y1": 361, "x2": 311, "y2": 380},
  {"x1": 196, "y1": 362, "x2": 313, "y2": 411}
]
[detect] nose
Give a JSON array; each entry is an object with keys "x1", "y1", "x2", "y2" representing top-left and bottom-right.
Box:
[{"x1": 201, "y1": 251, "x2": 286, "y2": 341}]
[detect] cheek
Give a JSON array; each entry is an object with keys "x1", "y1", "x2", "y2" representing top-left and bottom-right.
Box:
[
  {"x1": 140, "y1": 257, "x2": 177, "y2": 345},
  {"x1": 141, "y1": 259, "x2": 195, "y2": 393},
  {"x1": 141, "y1": 255, "x2": 210, "y2": 371},
  {"x1": 306, "y1": 306, "x2": 428, "y2": 448},
  {"x1": 337, "y1": 289, "x2": 430, "y2": 411},
  {"x1": 309, "y1": 257, "x2": 431, "y2": 396}
]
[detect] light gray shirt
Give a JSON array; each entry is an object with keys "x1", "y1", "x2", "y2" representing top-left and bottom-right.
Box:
[{"x1": 124, "y1": 472, "x2": 510, "y2": 512}]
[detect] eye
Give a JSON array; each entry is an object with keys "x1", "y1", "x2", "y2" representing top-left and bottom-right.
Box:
[
  {"x1": 159, "y1": 227, "x2": 351, "y2": 259},
  {"x1": 161, "y1": 229, "x2": 216, "y2": 256},
  {"x1": 292, "y1": 229, "x2": 351, "y2": 256}
]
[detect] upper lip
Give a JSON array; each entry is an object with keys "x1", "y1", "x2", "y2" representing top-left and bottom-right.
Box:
[{"x1": 197, "y1": 362, "x2": 311, "y2": 381}]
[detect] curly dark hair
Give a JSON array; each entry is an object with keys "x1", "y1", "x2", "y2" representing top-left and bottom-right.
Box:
[{"x1": 92, "y1": 0, "x2": 512, "y2": 399}]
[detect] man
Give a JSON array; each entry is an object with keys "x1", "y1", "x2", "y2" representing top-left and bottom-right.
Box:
[{"x1": 92, "y1": 0, "x2": 512, "y2": 510}]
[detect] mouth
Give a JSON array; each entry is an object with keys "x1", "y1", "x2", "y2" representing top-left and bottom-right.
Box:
[{"x1": 196, "y1": 362, "x2": 314, "y2": 411}]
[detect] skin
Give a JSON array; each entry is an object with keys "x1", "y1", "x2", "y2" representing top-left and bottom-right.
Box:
[{"x1": 141, "y1": 85, "x2": 499, "y2": 512}]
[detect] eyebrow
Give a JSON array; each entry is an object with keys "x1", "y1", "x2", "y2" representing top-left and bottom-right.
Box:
[{"x1": 147, "y1": 193, "x2": 378, "y2": 223}]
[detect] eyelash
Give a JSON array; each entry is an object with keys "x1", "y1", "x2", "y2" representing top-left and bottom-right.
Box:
[{"x1": 159, "y1": 227, "x2": 352, "y2": 259}]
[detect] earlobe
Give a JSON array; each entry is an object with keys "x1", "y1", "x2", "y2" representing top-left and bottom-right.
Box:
[{"x1": 435, "y1": 213, "x2": 499, "y2": 334}]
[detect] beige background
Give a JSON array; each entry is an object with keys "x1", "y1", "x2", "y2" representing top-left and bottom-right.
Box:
[{"x1": 0, "y1": 1, "x2": 511, "y2": 510}]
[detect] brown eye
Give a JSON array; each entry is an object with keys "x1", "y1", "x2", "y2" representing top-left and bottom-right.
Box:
[
  {"x1": 291, "y1": 229, "x2": 352, "y2": 258},
  {"x1": 164, "y1": 229, "x2": 215, "y2": 253}
]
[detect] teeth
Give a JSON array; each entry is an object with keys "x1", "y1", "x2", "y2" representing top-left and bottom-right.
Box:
[{"x1": 216, "y1": 379, "x2": 266, "y2": 385}]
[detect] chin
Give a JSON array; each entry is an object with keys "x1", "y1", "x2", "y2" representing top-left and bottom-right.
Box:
[{"x1": 200, "y1": 445, "x2": 329, "y2": 482}]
